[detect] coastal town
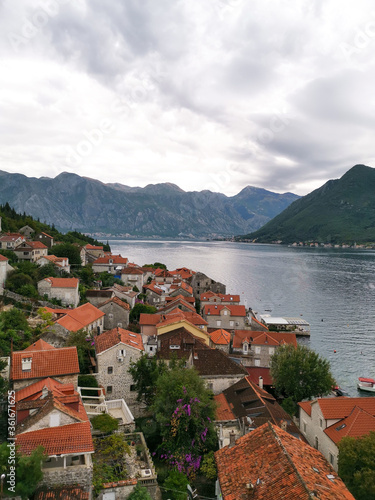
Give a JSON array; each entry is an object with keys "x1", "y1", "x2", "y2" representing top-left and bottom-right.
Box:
[{"x1": 0, "y1": 222, "x2": 373, "y2": 500}]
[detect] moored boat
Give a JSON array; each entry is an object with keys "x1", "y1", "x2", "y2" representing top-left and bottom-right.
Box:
[{"x1": 357, "y1": 377, "x2": 375, "y2": 392}]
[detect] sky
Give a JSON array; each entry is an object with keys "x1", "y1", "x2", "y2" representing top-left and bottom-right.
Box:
[{"x1": 1, "y1": 0, "x2": 375, "y2": 197}]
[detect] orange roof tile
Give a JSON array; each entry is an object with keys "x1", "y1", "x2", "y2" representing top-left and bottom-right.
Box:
[
  {"x1": 27, "y1": 241, "x2": 48, "y2": 249},
  {"x1": 214, "y1": 393, "x2": 236, "y2": 420},
  {"x1": 298, "y1": 401, "x2": 313, "y2": 417},
  {"x1": 96, "y1": 327, "x2": 144, "y2": 354},
  {"x1": 144, "y1": 283, "x2": 164, "y2": 295},
  {"x1": 42, "y1": 277, "x2": 79, "y2": 288},
  {"x1": 121, "y1": 267, "x2": 144, "y2": 275},
  {"x1": 17, "y1": 421, "x2": 94, "y2": 456},
  {"x1": 215, "y1": 422, "x2": 355, "y2": 500},
  {"x1": 0, "y1": 254, "x2": 8, "y2": 261},
  {"x1": 98, "y1": 296, "x2": 130, "y2": 310},
  {"x1": 204, "y1": 304, "x2": 246, "y2": 317},
  {"x1": 165, "y1": 294, "x2": 195, "y2": 304},
  {"x1": 210, "y1": 329, "x2": 231, "y2": 345},
  {"x1": 34, "y1": 486, "x2": 89, "y2": 499},
  {"x1": 324, "y1": 406, "x2": 375, "y2": 444},
  {"x1": 23, "y1": 339, "x2": 56, "y2": 351},
  {"x1": 93, "y1": 255, "x2": 128, "y2": 264},
  {"x1": 316, "y1": 397, "x2": 375, "y2": 420},
  {"x1": 16, "y1": 377, "x2": 73, "y2": 402},
  {"x1": 157, "y1": 310, "x2": 208, "y2": 328},
  {"x1": 139, "y1": 313, "x2": 161, "y2": 325},
  {"x1": 56, "y1": 302, "x2": 105, "y2": 332},
  {"x1": 12, "y1": 346, "x2": 79, "y2": 381},
  {"x1": 85, "y1": 244, "x2": 103, "y2": 250},
  {"x1": 246, "y1": 367, "x2": 273, "y2": 386}
]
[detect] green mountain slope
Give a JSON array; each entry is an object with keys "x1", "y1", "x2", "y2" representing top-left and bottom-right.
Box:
[{"x1": 240, "y1": 164, "x2": 375, "y2": 244}]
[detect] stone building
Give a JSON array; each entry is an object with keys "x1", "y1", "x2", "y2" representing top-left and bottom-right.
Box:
[
  {"x1": 189, "y1": 271, "x2": 226, "y2": 298},
  {"x1": 85, "y1": 289, "x2": 114, "y2": 307},
  {"x1": 95, "y1": 328, "x2": 144, "y2": 415},
  {"x1": 37, "y1": 277, "x2": 80, "y2": 308},
  {"x1": 97, "y1": 296, "x2": 130, "y2": 330},
  {"x1": 121, "y1": 267, "x2": 145, "y2": 290},
  {"x1": 13, "y1": 240, "x2": 48, "y2": 262},
  {"x1": 11, "y1": 339, "x2": 80, "y2": 391},
  {"x1": 202, "y1": 304, "x2": 247, "y2": 330},
  {"x1": 0, "y1": 254, "x2": 13, "y2": 290}
]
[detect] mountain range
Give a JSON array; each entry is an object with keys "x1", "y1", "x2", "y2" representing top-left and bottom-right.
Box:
[
  {"x1": 241, "y1": 164, "x2": 375, "y2": 244},
  {"x1": 0, "y1": 171, "x2": 299, "y2": 238}
]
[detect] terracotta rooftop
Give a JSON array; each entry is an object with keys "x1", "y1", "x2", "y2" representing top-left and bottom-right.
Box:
[
  {"x1": 157, "y1": 310, "x2": 208, "y2": 328},
  {"x1": 0, "y1": 233, "x2": 23, "y2": 242},
  {"x1": 55, "y1": 302, "x2": 105, "y2": 332},
  {"x1": 42, "y1": 277, "x2": 79, "y2": 288},
  {"x1": 11, "y1": 345, "x2": 79, "y2": 381},
  {"x1": 159, "y1": 298, "x2": 196, "y2": 313},
  {"x1": 93, "y1": 255, "x2": 128, "y2": 265},
  {"x1": 201, "y1": 292, "x2": 241, "y2": 303},
  {"x1": 299, "y1": 397, "x2": 375, "y2": 420},
  {"x1": 17, "y1": 421, "x2": 94, "y2": 456},
  {"x1": 215, "y1": 422, "x2": 355, "y2": 500},
  {"x1": 0, "y1": 254, "x2": 8, "y2": 261},
  {"x1": 98, "y1": 296, "x2": 130, "y2": 310},
  {"x1": 14, "y1": 240, "x2": 48, "y2": 250},
  {"x1": 214, "y1": 393, "x2": 236, "y2": 421},
  {"x1": 154, "y1": 269, "x2": 174, "y2": 278},
  {"x1": 23, "y1": 339, "x2": 56, "y2": 352},
  {"x1": 324, "y1": 406, "x2": 375, "y2": 444},
  {"x1": 210, "y1": 329, "x2": 231, "y2": 345},
  {"x1": 140, "y1": 313, "x2": 161, "y2": 325},
  {"x1": 121, "y1": 267, "x2": 144, "y2": 275},
  {"x1": 169, "y1": 281, "x2": 193, "y2": 295},
  {"x1": 95, "y1": 327, "x2": 144, "y2": 354},
  {"x1": 165, "y1": 294, "x2": 195, "y2": 304},
  {"x1": 156, "y1": 328, "x2": 209, "y2": 361},
  {"x1": 85, "y1": 244, "x2": 103, "y2": 250},
  {"x1": 233, "y1": 330, "x2": 297, "y2": 349},
  {"x1": 144, "y1": 283, "x2": 164, "y2": 295},
  {"x1": 204, "y1": 304, "x2": 247, "y2": 317},
  {"x1": 34, "y1": 487, "x2": 89, "y2": 500},
  {"x1": 15, "y1": 377, "x2": 74, "y2": 402},
  {"x1": 246, "y1": 367, "x2": 273, "y2": 386}
]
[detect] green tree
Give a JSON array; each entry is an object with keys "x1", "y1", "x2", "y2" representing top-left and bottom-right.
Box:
[
  {"x1": 91, "y1": 413, "x2": 119, "y2": 434},
  {"x1": 98, "y1": 272, "x2": 122, "y2": 287},
  {"x1": 36, "y1": 263, "x2": 59, "y2": 280},
  {"x1": 127, "y1": 483, "x2": 153, "y2": 500},
  {"x1": 152, "y1": 366, "x2": 217, "y2": 478},
  {"x1": 0, "y1": 308, "x2": 32, "y2": 355},
  {"x1": 338, "y1": 432, "x2": 375, "y2": 500},
  {"x1": 200, "y1": 451, "x2": 217, "y2": 480},
  {"x1": 129, "y1": 355, "x2": 168, "y2": 406},
  {"x1": 66, "y1": 329, "x2": 95, "y2": 374},
  {"x1": 0, "y1": 249, "x2": 17, "y2": 264},
  {"x1": 78, "y1": 374, "x2": 99, "y2": 396},
  {"x1": 163, "y1": 470, "x2": 188, "y2": 500},
  {"x1": 129, "y1": 303, "x2": 157, "y2": 323},
  {"x1": 52, "y1": 243, "x2": 81, "y2": 266},
  {"x1": 0, "y1": 443, "x2": 45, "y2": 499},
  {"x1": 6, "y1": 272, "x2": 34, "y2": 294},
  {"x1": 270, "y1": 344, "x2": 335, "y2": 408}
]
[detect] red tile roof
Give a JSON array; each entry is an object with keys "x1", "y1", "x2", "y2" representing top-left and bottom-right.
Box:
[
  {"x1": 157, "y1": 310, "x2": 208, "y2": 327},
  {"x1": 246, "y1": 367, "x2": 273, "y2": 386},
  {"x1": 144, "y1": 283, "x2": 164, "y2": 295},
  {"x1": 11, "y1": 346, "x2": 79, "y2": 381},
  {"x1": 23, "y1": 339, "x2": 56, "y2": 352},
  {"x1": 15, "y1": 377, "x2": 73, "y2": 402},
  {"x1": 165, "y1": 294, "x2": 195, "y2": 304},
  {"x1": 121, "y1": 267, "x2": 144, "y2": 275},
  {"x1": 0, "y1": 233, "x2": 23, "y2": 242},
  {"x1": 55, "y1": 303, "x2": 105, "y2": 332},
  {"x1": 85, "y1": 244, "x2": 103, "y2": 250},
  {"x1": 201, "y1": 292, "x2": 240, "y2": 302},
  {"x1": 27, "y1": 241, "x2": 48, "y2": 249},
  {"x1": 95, "y1": 327, "x2": 144, "y2": 354},
  {"x1": 310, "y1": 397, "x2": 375, "y2": 420},
  {"x1": 215, "y1": 422, "x2": 355, "y2": 500},
  {"x1": 93, "y1": 255, "x2": 128, "y2": 264},
  {"x1": 98, "y1": 296, "x2": 130, "y2": 310},
  {"x1": 17, "y1": 421, "x2": 94, "y2": 456},
  {"x1": 154, "y1": 269, "x2": 174, "y2": 278},
  {"x1": 210, "y1": 329, "x2": 231, "y2": 345},
  {"x1": 324, "y1": 406, "x2": 375, "y2": 444},
  {"x1": 298, "y1": 401, "x2": 313, "y2": 417},
  {"x1": 233, "y1": 330, "x2": 297, "y2": 349},
  {"x1": 140, "y1": 313, "x2": 161, "y2": 325},
  {"x1": 34, "y1": 487, "x2": 89, "y2": 499},
  {"x1": 169, "y1": 281, "x2": 193, "y2": 295},
  {"x1": 160, "y1": 298, "x2": 196, "y2": 313},
  {"x1": 214, "y1": 393, "x2": 236, "y2": 420},
  {"x1": 204, "y1": 304, "x2": 246, "y2": 317},
  {"x1": 0, "y1": 254, "x2": 8, "y2": 261},
  {"x1": 42, "y1": 277, "x2": 79, "y2": 288}
]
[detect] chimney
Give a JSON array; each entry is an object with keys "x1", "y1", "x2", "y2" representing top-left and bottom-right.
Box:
[
  {"x1": 258, "y1": 376, "x2": 263, "y2": 390},
  {"x1": 280, "y1": 420, "x2": 287, "y2": 431},
  {"x1": 21, "y1": 356, "x2": 32, "y2": 372},
  {"x1": 229, "y1": 430, "x2": 236, "y2": 448}
]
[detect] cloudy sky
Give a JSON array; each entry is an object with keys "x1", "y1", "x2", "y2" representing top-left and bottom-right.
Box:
[{"x1": 1, "y1": 0, "x2": 375, "y2": 196}]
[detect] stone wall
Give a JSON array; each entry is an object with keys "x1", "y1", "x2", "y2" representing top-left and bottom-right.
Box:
[
  {"x1": 99, "y1": 302, "x2": 129, "y2": 330},
  {"x1": 202, "y1": 374, "x2": 246, "y2": 395},
  {"x1": 39, "y1": 463, "x2": 93, "y2": 492},
  {"x1": 37, "y1": 281, "x2": 79, "y2": 308}
]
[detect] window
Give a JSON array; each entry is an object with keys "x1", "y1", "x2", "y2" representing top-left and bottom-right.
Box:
[
  {"x1": 223, "y1": 310, "x2": 228, "y2": 315},
  {"x1": 303, "y1": 421, "x2": 307, "y2": 433},
  {"x1": 329, "y1": 453, "x2": 335, "y2": 466},
  {"x1": 230, "y1": 321, "x2": 234, "y2": 327},
  {"x1": 269, "y1": 347, "x2": 275, "y2": 355},
  {"x1": 117, "y1": 323, "x2": 122, "y2": 328},
  {"x1": 216, "y1": 320, "x2": 221, "y2": 327},
  {"x1": 149, "y1": 346, "x2": 153, "y2": 352},
  {"x1": 315, "y1": 437, "x2": 319, "y2": 450},
  {"x1": 118, "y1": 349, "x2": 126, "y2": 357},
  {"x1": 130, "y1": 385, "x2": 136, "y2": 391},
  {"x1": 243, "y1": 343, "x2": 248, "y2": 353},
  {"x1": 107, "y1": 386, "x2": 113, "y2": 394},
  {"x1": 108, "y1": 366, "x2": 113, "y2": 374},
  {"x1": 208, "y1": 383, "x2": 214, "y2": 390},
  {"x1": 255, "y1": 346, "x2": 261, "y2": 354},
  {"x1": 255, "y1": 359, "x2": 260, "y2": 367},
  {"x1": 109, "y1": 313, "x2": 113, "y2": 319},
  {"x1": 319, "y1": 418, "x2": 323, "y2": 428}
]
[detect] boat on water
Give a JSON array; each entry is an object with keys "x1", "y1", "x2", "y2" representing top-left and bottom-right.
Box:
[{"x1": 357, "y1": 377, "x2": 375, "y2": 393}]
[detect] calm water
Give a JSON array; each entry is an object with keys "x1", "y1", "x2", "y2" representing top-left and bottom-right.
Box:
[{"x1": 109, "y1": 240, "x2": 375, "y2": 395}]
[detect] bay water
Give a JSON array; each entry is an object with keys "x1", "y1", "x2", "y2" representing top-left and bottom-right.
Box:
[{"x1": 108, "y1": 240, "x2": 375, "y2": 395}]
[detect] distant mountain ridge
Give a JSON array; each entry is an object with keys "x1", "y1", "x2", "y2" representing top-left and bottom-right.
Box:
[
  {"x1": 0, "y1": 171, "x2": 299, "y2": 237},
  {"x1": 241, "y1": 164, "x2": 375, "y2": 244}
]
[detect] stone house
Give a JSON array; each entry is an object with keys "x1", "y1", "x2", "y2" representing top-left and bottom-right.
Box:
[
  {"x1": 14, "y1": 240, "x2": 48, "y2": 262},
  {"x1": 200, "y1": 291, "x2": 241, "y2": 305},
  {"x1": 109, "y1": 283, "x2": 138, "y2": 308},
  {"x1": 0, "y1": 232, "x2": 25, "y2": 250},
  {"x1": 38, "y1": 277, "x2": 80, "y2": 307},
  {"x1": 190, "y1": 271, "x2": 226, "y2": 298},
  {"x1": 86, "y1": 289, "x2": 115, "y2": 307},
  {"x1": 299, "y1": 397, "x2": 375, "y2": 471},
  {"x1": 202, "y1": 304, "x2": 247, "y2": 330},
  {"x1": 162, "y1": 295, "x2": 196, "y2": 313},
  {"x1": 209, "y1": 329, "x2": 231, "y2": 353},
  {"x1": 36, "y1": 254, "x2": 71, "y2": 274},
  {"x1": 11, "y1": 339, "x2": 80, "y2": 391},
  {"x1": 19, "y1": 225, "x2": 35, "y2": 239},
  {"x1": 215, "y1": 421, "x2": 354, "y2": 500},
  {"x1": 95, "y1": 328, "x2": 144, "y2": 414},
  {"x1": 154, "y1": 269, "x2": 174, "y2": 284},
  {"x1": 97, "y1": 296, "x2": 130, "y2": 330},
  {"x1": 232, "y1": 330, "x2": 297, "y2": 368},
  {"x1": 42, "y1": 303, "x2": 105, "y2": 347},
  {"x1": 143, "y1": 282, "x2": 166, "y2": 306},
  {"x1": 15, "y1": 377, "x2": 94, "y2": 494},
  {"x1": 92, "y1": 254, "x2": 128, "y2": 274},
  {"x1": 36, "y1": 231, "x2": 54, "y2": 248},
  {"x1": 121, "y1": 267, "x2": 144, "y2": 290},
  {"x1": 169, "y1": 281, "x2": 194, "y2": 297},
  {"x1": 80, "y1": 244, "x2": 105, "y2": 265},
  {"x1": 169, "y1": 267, "x2": 195, "y2": 281},
  {"x1": 0, "y1": 254, "x2": 13, "y2": 290},
  {"x1": 140, "y1": 310, "x2": 208, "y2": 338}
]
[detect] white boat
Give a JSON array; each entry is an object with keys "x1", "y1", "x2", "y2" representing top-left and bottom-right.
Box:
[{"x1": 357, "y1": 377, "x2": 375, "y2": 392}]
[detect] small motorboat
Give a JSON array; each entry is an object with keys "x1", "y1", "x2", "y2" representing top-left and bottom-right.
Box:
[{"x1": 357, "y1": 377, "x2": 375, "y2": 393}]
